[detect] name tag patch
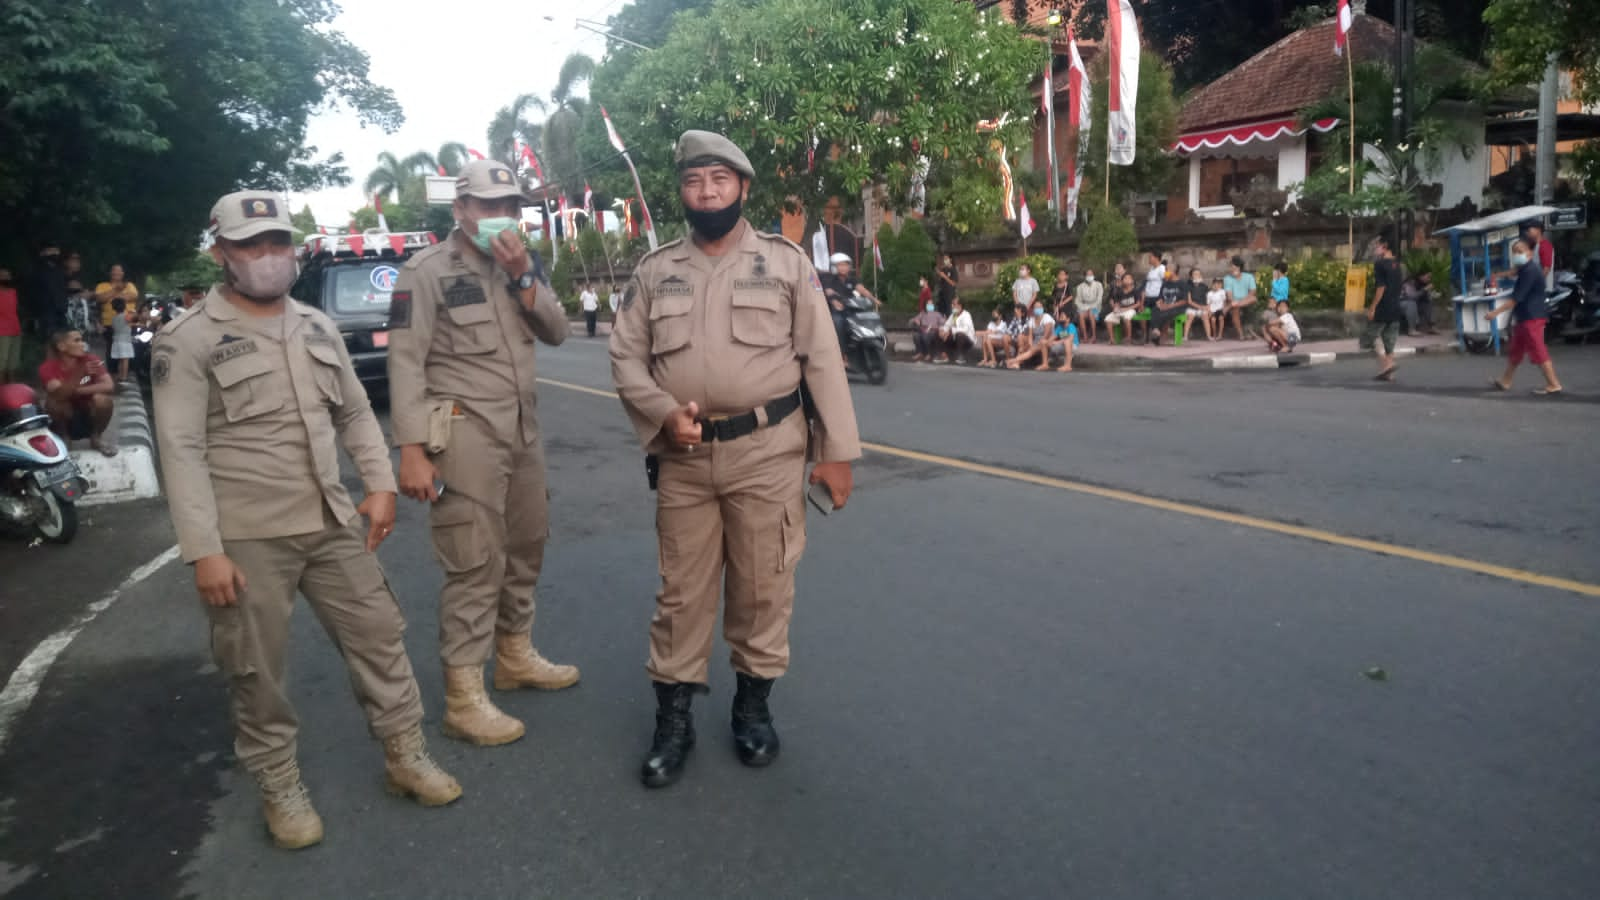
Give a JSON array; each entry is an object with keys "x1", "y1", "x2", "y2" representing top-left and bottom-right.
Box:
[
  {"x1": 210, "y1": 339, "x2": 260, "y2": 366},
  {"x1": 441, "y1": 276, "x2": 487, "y2": 309},
  {"x1": 654, "y1": 276, "x2": 693, "y2": 298},
  {"x1": 733, "y1": 278, "x2": 782, "y2": 291}
]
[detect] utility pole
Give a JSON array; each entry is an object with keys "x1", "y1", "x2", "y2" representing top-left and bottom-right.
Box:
[
  {"x1": 1536, "y1": 54, "x2": 1559, "y2": 205},
  {"x1": 1390, "y1": 0, "x2": 1415, "y2": 256}
]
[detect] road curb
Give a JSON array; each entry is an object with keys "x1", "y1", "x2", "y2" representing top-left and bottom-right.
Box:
[{"x1": 75, "y1": 383, "x2": 161, "y2": 508}]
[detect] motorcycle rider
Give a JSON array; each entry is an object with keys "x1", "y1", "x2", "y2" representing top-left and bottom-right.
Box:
[{"x1": 822, "y1": 253, "x2": 879, "y2": 357}]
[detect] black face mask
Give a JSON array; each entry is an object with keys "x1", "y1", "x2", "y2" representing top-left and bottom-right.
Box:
[{"x1": 684, "y1": 197, "x2": 743, "y2": 240}]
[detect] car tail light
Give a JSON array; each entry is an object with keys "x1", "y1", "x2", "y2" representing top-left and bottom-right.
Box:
[{"x1": 28, "y1": 434, "x2": 59, "y2": 456}]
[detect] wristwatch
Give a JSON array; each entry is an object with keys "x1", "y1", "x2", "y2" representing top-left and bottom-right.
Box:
[{"x1": 511, "y1": 272, "x2": 536, "y2": 292}]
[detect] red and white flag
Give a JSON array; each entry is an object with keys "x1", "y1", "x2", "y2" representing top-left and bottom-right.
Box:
[
  {"x1": 518, "y1": 142, "x2": 545, "y2": 183},
  {"x1": 600, "y1": 106, "x2": 659, "y2": 250},
  {"x1": 873, "y1": 242, "x2": 884, "y2": 271},
  {"x1": 601, "y1": 106, "x2": 628, "y2": 154},
  {"x1": 466, "y1": 148, "x2": 485, "y2": 161},
  {"x1": 1335, "y1": 0, "x2": 1352, "y2": 56},
  {"x1": 374, "y1": 193, "x2": 388, "y2": 233},
  {"x1": 584, "y1": 183, "x2": 594, "y2": 217},
  {"x1": 1107, "y1": 0, "x2": 1141, "y2": 166},
  {"x1": 1065, "y1": 29, "x2": 1091, "y2": 227},
  {"x1": 1019, "y1": 192, "x2": 1036, "y2": 240}
]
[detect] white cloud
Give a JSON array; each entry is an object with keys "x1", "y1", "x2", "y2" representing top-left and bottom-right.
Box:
[{"x1": 288, "y1": 0, "x2": 616, "y2": 226}]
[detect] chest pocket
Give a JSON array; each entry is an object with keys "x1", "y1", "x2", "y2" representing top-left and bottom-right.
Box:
[
  {"x1": 445, "y1": 301, "x2": 499, "y2": 355},
  {"x1": 212, "y1": 353, "x2": 282, "y2": 423},
  {"x1": 730, "y1": 290, "x2": 787, "y2": 347},
  {"x1": 305, "y1": 341, "x2": 344, "y2": 407},
  {"x1": 649, "y1": 294, "x2": 695, "y2": 356}
]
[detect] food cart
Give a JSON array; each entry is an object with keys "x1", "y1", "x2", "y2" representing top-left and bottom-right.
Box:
[{"x1": 1433, "y1": 205, "x2": 1555, "y2": 354}]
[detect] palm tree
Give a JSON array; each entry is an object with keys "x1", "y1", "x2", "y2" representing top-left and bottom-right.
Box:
[
  {"x1": 486, "y1": 94, "x2": 549, "y2": 168},
  {"x1": 542, "y1": 54, "x2": 596, "y2": 204},
  {"x1": 434, "y1": 142, "x2": 471, "y2": 176},
  {"x1": 363, "y1": 151, "x2": 414, "y2": 202}
]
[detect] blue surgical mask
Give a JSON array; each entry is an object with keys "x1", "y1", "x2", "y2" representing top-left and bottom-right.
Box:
[
  {"x1": 1032, "y1": 308, "x2": 1043, "y2": 318},
  {"x1": 469, "y1": 216, "x2": 518, "y2": 252},
  {"x1": 1512, "y1": 253, "x2": 1530, "y2": 267},
  {"x1": 925, "y1": 303, "x2": 935, "y2": 312}
]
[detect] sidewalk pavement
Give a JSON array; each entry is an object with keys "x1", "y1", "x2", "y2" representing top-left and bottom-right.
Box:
[
  {"x1": 890, "y1": 331, "x2": 1458, "y2": 372},
  {"x1": 69, "y1": 381, "x2": 160, "y2": 507}
]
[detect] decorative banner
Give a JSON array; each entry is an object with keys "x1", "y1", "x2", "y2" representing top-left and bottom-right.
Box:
[
  {"x1": 976, "y1": 113, "x2": 1016, "y2": 221},
  {"x1": 466, "y1": 148, "x2": 486, "y2": 160},
  {"x1": 1042, "y1": 52, "x2": 1059, "y2": 214},
  {"x1": 1019, "y1": 191, "x2": 1036, "y2": 239},
  {"x1": 388, "y1": 235, "x2": 405, "y2": 255},
  {"x1": 347, "y1": 235, "x2": 365, "y2": 256},
  {"x1": 1335, "y1": 0, "x2": 1352, "y2": 55},
  {"x1": 1066, "y1": 29, "x2": 1091, "y2": 227},
  {"x1": 601, "y1": 106, "x2": 659, "y2": 250},
  {"x1": 873, "y1": 242, "x2": 884, "y2": 271},
  {"x1": 374, "y1": 193, "x2": 388, "y2": 233},
  {"x1": 1107, "y1": 0, "x2": 1141, "y2": 166},
  {"x1": 812, "y1": 227, "x2": 830, "y2": 272}
]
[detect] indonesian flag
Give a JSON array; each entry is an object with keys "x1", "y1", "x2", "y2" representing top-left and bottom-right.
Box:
[
  {"x1": 601, "y1": 106, "x2": 628, "y2": 154},
  {"x1": 873, "y1": 242, "x2": 884, "y2": 271},
  {"x1": 1019, "y1": 191, "x2": 1036, "y2": 240},
  {"x1": 1065, "y1": 29, "x2": 1091, "y2": 227},
  {"x1": 1107, "y1": 0, "x2": 1141, "y2": 166},
  {"x1": 374, "y1": 193, "x2": 388, "y2": 233},
  {"x1": 1335, "y1": 0, "x2": 1352, "y2": 56},
  {"x1": 466, "y1": 148, "x2": 486, "y2": 160},
  {"x1": 518, "y1": 142, "x2": 545, "y2": 183},
  {"x1": 437, "y1": 164, "x2": 447, "y2": 176}
]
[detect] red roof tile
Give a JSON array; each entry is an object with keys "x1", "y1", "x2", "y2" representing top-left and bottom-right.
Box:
[{"x1": 1177, "y1": 14, "x2": 1398, "y2": 134}]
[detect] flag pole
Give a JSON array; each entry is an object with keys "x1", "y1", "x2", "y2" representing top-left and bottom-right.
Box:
[{"x1": 1346, "y1": 30, "x2": 1357, "y2": 264}]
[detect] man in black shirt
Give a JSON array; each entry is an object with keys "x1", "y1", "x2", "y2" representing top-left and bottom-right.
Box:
[
  {"x1": 935, "y1": 254, "x2": 958, "y2": 316},
  {"x1": 1487, "y1": 238, "x2": 1563, "y2": 395},
  {"x1": 1361, "y1": 232, "x2": 1404, "y2": 381}
]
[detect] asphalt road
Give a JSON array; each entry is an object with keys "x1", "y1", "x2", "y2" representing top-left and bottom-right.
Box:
[{"x1": 2, "y1": 338, "x2": 1597, "y2": 899}]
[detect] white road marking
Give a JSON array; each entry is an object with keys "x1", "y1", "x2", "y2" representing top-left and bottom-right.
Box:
[{"x1": 0, "y1": 545, "x2": 181, "y2": 750}]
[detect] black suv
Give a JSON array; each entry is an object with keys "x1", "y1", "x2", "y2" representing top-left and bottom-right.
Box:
[{"x1": 290, "y1": 231, "x2": 438, "y2": 394}]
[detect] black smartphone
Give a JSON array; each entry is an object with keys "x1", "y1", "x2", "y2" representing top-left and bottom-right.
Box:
[{"x1": 806, "y1": 481, "x2": 835, "y2": 516}]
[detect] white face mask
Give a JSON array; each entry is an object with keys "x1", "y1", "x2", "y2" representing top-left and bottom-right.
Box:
[
  {"x1": 1085, "y1": 275, "x2": 1095, "y2": 284},
  {"x1": 222, "y1": 249, "x2": 298, "y2": 303}
]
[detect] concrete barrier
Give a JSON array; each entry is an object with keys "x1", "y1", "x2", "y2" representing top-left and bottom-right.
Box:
[{"x1": 75, "y1": 383, "x2": 161, "y2": 507}]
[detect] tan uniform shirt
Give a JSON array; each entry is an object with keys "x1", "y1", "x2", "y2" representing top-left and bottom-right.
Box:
[
  {"x1": 153, "y1": 289, "x2": 397, "y2": 563},
  {"x1": 387, "y1": 230, "x2": 568, "y2": 448},
  {"x1": 609, "y1": 221, "x2": 861, "y2": 460}
]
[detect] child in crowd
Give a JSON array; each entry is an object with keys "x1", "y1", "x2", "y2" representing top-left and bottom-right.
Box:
[
  {"x1": 1184, "y1": 268, "x2": 1211, "y2": 342},
  {"x1": 1048, "y1": 315, "x2": 1078, "y2": 372},
  {"x1": 979, "y1": 307, "x2": 1010, "y2": 367},
  {"x1": 1264, "y1": 299, "x2": 1300, "y2": 352},
  {"x1": 1205, "y1": 278, "x2": 1228, "y2": 342},
  {"x1": 109, "y1": 298, "x2": 134, "y2": 382}
]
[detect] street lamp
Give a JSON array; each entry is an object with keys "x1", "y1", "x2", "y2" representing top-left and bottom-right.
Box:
[{"x1": 542, "y1": 15, "x2": 654, "y2": 52}]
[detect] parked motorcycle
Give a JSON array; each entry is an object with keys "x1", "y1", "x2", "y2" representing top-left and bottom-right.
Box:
[
  {"x1": 840, "y1": 291, "x2": 889, "y2": 385},
  {"x1": 132, "y1": 322, "x2": 157, "y2": 383},
  {"x1": 0, "y1": 384, "x2": 88, "y2": 543},
  {"x1": 1548, "y1": 266, "x2": 1600, "y2": 344}
]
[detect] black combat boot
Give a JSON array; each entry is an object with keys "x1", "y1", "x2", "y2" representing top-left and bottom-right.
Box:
[
  {"x1": 640, "y1": 681, "x2": 697, "y2": 789},
  {"x1": 731, "y1": 673, "x2": 780, "y2": 767}
]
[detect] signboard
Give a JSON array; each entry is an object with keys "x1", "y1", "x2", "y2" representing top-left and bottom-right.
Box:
[
  {"x1": 424, "y1": 176, "x2": 456, "y2": 206},
  {"x1": 1549, "y1": 202, "x2": 1587, "y2": 231}
]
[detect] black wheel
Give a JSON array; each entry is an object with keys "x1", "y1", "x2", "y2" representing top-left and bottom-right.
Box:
[
  {"x1": 860, "y1": 343, "x2": 889, "y2": 385},
  {"x1": 28, "y1": 484, "x2": 77, "y2": 544},
  {"x1": 1461, "y1": 335, "x2": 1492, "y2": 355}
]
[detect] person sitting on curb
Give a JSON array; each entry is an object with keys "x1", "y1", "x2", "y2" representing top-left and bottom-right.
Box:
[
  {"x1": 1074, "y1": 268, "x2": 1103, "y2": 344},
  {"x1": 939, "y1": 297, "x2": 976, "y2": 364},
  {"x1": 1204, "y1": 277, "x2": 1228, "y2": 342},
  {"x1": 1222, "y1": 256, "x2": 1258, "y2": 340},
  {"x1": 1263, "y1": 299, "x2": 1300, "y2": 352},
  {"x1": 979, "y1": 307, "x2": 1010, "y2": 368},
  {"x1": 1400, "y1": 271, "x2": 1437, "y2": 335},
  {"x1": 1046, "y1": 315, "x2": 1078, "y2": 372},
  {"x1": 1049, "y1": 269, "x2": 1072, "y2": 321},
  {"x1": 38, "y1": 328, "x2": 116, "y2": 456},
  {"x1": 909, "y1": 300, "x2": 946, "y2": 362},
  {"x1": 1006, "y1": 301, "x2": 1055, "y2": 370},
  {"x1": 1148, "y1": 268, "x2": 1187, "y2": 346},
  {"x1": 1104, "y1": 272, "x2": 1140, "y2": 343}
]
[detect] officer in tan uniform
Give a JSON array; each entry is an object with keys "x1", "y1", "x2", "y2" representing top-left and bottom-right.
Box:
[
  {"x1": 153, "y1": 191, "x2": 460, "y2": 851},
  {"x1": 610, "y1": 131, "x2": 861, "y2": 788},
  {"x1": 387, "y1": 158, "x2": 576, "y2": 748}
]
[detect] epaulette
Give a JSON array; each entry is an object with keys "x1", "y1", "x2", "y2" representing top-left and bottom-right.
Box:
[
  {"x1": 635, "y1": 237, "x2": 685, "y2": 269},
  {"x1": 401, "y1": 240, "x2": 451, "y2": 270},
  {"x1": 752, "y1": 231, "x2": 809, "y2": 258},
  {"x1": 156, "y1": 300, "x2": 206, "y2": 341}
]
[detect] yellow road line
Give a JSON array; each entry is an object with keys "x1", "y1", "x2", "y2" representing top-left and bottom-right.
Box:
[{"x1": 539, "y1": 377, "x2": 1600, "y2": 599}]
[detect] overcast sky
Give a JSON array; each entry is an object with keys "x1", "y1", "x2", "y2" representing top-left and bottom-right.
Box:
[{"x1": 289, "y1": 0, "x2": 620, "y2": 226}]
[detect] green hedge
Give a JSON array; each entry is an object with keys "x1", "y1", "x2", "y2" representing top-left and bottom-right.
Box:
[{"x1": 990, "y1": 253, "x2": 1061, "y2": 307}]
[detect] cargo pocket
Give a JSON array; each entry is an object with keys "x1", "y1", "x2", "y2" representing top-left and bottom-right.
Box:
[
  {"x1": 305, "y1": 341, "x2": 344, "y2": 406},
  {"x1": 730, "y1": 291, "x2": 786, "y2": 347},
  {"x1": 446, "y1": 302, "x2": 498, "y2": 355},
  {"x1": 779, "y1": 502, "x2": 806, "y2": 573},
  {"x1": 208, "y1": 607, "x2": 255, "y2": 678},
  {"x1": 430, "y1": 501, "x2": 489, "y2": 574},
  {"x1": 650, "y1": 295, "x2": 695, "y2": 356},
  {"x1": 213, "y1": 354, "x2": 281, "y2": 423}
]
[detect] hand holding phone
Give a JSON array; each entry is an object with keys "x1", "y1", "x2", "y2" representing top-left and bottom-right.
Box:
[{"x1": 806, "y1": 480, "x2": 835, "y2": 516}]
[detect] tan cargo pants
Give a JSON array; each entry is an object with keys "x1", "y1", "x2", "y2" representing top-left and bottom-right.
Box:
[
  {"x1": 208, "y1": 520, "x2": 423, "y2": 774},
  {"x1": 649, "y1": 411, "x2": 809, "y2": 684},
  {"x1": 428, "y1": 414, "x2": 549, "y2": 667}
]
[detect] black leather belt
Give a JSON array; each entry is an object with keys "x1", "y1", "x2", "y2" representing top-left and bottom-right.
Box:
[{"x1": 700, "y1": 389, "x2": 803, "y2": 443}]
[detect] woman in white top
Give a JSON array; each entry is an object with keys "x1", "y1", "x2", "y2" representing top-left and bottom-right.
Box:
[
  {"x1": 109, "y1": 297, "x2": 135, "y2": 382},
  {"x1": 938, "y1": 297, "x2": 977, "y2": 364}
]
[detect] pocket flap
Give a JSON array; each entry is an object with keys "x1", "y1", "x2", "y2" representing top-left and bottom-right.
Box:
[
  {"x1": 650, "y1": 295, "x2": 695, "y2": 320},
  {"x1": 430, "y1": 500, "x2": 475, "y2": 527},
  {"x1": 731, "y1": 291, "x2": 781, "y2": 312},
  {"x1": 446, "y1": 302, "x2": 494, "y2": 326},
  {"x1": 305, "y1": 341, "x2": 343, "y2": 368},
  {"x1": 211, "y1": 353, "x2": 274, "y2": 389}
]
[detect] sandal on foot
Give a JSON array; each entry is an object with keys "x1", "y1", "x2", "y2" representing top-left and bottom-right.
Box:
[
  {"x1": 1532, "y1": 387, "x2": 1563, "y2": 396},
  {"x1": 1489, "y1": 379, "x2": 1510, "y2": 392}
]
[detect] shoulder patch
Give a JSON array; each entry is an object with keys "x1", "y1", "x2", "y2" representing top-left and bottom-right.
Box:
[
  {"x1": 151, "y1": 354, "x2": 171, "y2": 386},
  {"x1": 619, "y1": 283, "x2": 636, "y2": 312},
  {"x1": 389, "y1": 290, "x2": 413, "y2": 328}
]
